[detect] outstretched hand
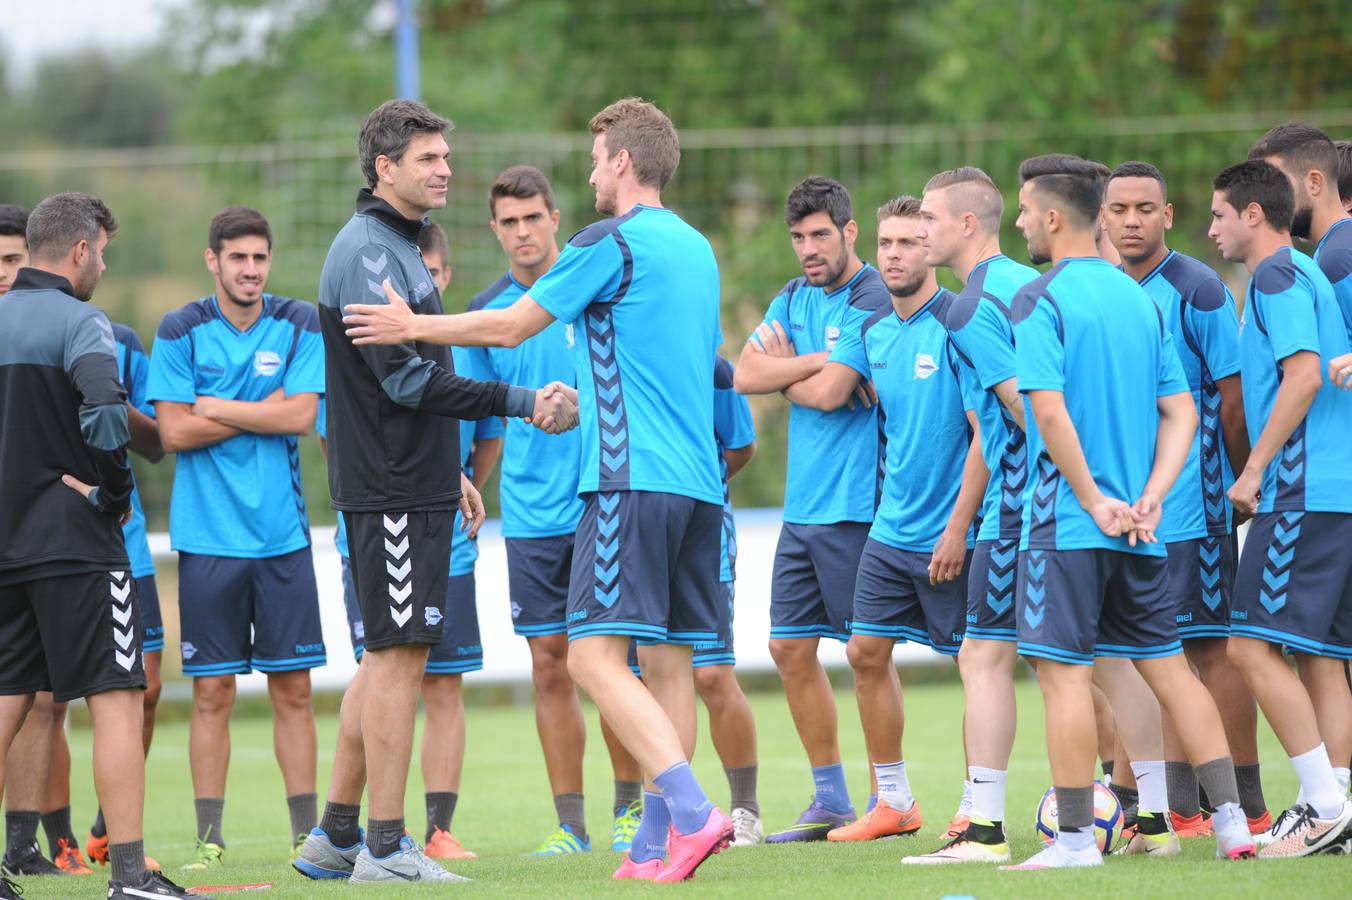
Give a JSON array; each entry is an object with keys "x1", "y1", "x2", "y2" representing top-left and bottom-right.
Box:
[
  {"x1": 528, "y1": 382, "x2": 579, "y2": 434},
  {"x1": 344, "y1": 280, "x2": 417, "y2": 345}
]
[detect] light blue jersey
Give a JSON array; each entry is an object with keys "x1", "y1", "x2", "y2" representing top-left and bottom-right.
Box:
[
  {"x1": 1013, "y1": 257, "x2": 1189, "y2": 557},
  {"x1": 1313, "y1": 217, "x2": 1352, "y2": 342},
  {"x1": 755, "y1": 264, "x2": 890, "y2": 525},
  {"x1": 147, "y1": 295, "x2": 325, "y2": 557},
  {"x1": 714, "y1": 355, "x2": 756, "y2": 582},
  {"x1": 942, "y1": 254, "x2": 1039, "y2": 542},
  {"x1": 1239, "y1": 247, "x2": 1352, "y2": 513},
  {"x1": 111, "y1": 323, "x2": 156, "y2": 578},
  {"x1": 1136, "y1": 250, "x2": 1241, "y2": 540},
  {"x1": 530, "y1": 205, "x2": 722, "y2": 505},
  {"x1": 467, "y1": 272, "x2": 584, "y2": 537},
  {"x1": 864, "y1": 288, "x2": 974, "y2": 552}
]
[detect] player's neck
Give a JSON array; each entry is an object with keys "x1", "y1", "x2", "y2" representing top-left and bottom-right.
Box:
[
  {"x1": 215, "y1": 289, "x2": 264, "y2": 331},
  {"x1": 892, "y1": 277, "x2": 938, "y2": 320},
  {"x1": 953, "y1": 237, "x2": 1002, "y2": 285},
  {"x1": 827, "y1": 255, "x2": 864, "y2": 293},
  {"x1": 1048, "y1": 233, "x2": 1100, "y2": 264},
  {"x1": 1121, "y1": 242, "x2": 1170, "y2": 283},
  {"x1": 511, "y1": 245, "x2": 560, "y2": 288},
  {"x1": 1309, "y1": 202, "x2": 1350, "y2": 245},
  {"x1": 1243, "y1": 229, "x2": 1292, "y2": 273},
  {"x1": 612, "y1": 184, "x2": 664, "y2": 218}
]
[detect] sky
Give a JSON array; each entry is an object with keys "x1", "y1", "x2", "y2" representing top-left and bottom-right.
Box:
[{"x1": 3, "y1": 0, "x2": 186, "y2": 85}]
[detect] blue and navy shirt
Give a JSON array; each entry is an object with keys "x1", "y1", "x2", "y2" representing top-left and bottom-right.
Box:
[
  {"x1": 714, "y1": 356, "x2": 756, "y2": 582},
  {"x1": 755, "y1": 264, "x2": 891, "y2": 525},
  {"x1": 467, "y1": 272, "x2": 584, "y2": 537},
  {"x1": 943, "y1": 255, "x2": 1039, "y2": 543},
  {"x1": 112, "y1": 323, "x2": 156, "y2": 578},
  {"x1": 147, "y1": 295, "x2": 325, "y2": 557},
  {"x1": 1313, "y1": 217, "x2": 1352, "y2": 343},
  {"x1": 1136, "y1": 251, "x2": 1242, "y2": 541},
  {"x1": 865, "y1": 288, "x2": 975, "y2": 552},
  {"x1": 530, "y1": 206, "x2": 723, "y2": 505},
  {"x1": 1012, "y1": 258, "x2": 1189, "y2": 557},
  {"x1": 1239, "y1": 247, "x2": 1352, "y2": 514}
]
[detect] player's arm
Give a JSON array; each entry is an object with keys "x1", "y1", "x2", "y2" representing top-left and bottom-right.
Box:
[
  {"x1": 65, "y1": 313, "x2": 133, "y2": 517},
  {"x1": 734, "y1": 325, "x2": 830, "y2": 395},
  {"x1": 931, "y1": 409, "x2": 988, "y2": 585},
  {"x1": 725, "y1": 442, "x2": 756, "y2": 480},
  {"x1": 192, "y1": 389, "x2": 319, "y2": 436},
  {"x1": 992, "y1": 377, "x2": 1026, "y2": 431},
  {"x1": 782, "y1": 363, "x2": 872, "y2": 411},
  {"x1": 155, "y1": 400, "x2": 242, "y2": 452},
  {"x1": 1214, "y1": 373, "x2": 1251, "y2": 482},
  {"x1": 126, "y1": 404, "x2": 164, "y2": 462},
  {"x1": 345, "y1": 279, "x2": 557, "y2": 349},
  {"x1": 1227, "y1": 350, "x2": 1320, "y2": 517}
]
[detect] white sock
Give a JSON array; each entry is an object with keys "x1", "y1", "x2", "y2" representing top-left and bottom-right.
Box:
[
  {"x1": 1057, "y1": 828, "x2": 1095, "y2": 852},
  {"x1": 968, "y1": 766, "x2": 1007, "y2": 822},
  {"x1": 1291, "y1": 744, "x2": 1344, "y2": 819},
  {"x1": 873, "y1": 760, "x2": 914, "y2": 812},
  {"x1": 1334, "y1": 767, "x2": 1350, "y2": 796},
  {"x1": 958, "y1": 779, "x2": 973, "y2": 816},
  {"x1": 1131, "y1": 760, "x2": 1167, "y2": 814}
]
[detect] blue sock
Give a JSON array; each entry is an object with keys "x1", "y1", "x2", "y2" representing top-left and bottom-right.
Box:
[
  {"x1": 654, "y1": 763, "x2": 714, "y2": 835},
  {"x1": 868, "y1": 794, "x2": 878, "y2": 813},
  {"x1": 629, "y1": 791, "x2": 669, "y2": 863},
  {"x1": 811, "y1": 763, "x2": 853, "y2": 815}
]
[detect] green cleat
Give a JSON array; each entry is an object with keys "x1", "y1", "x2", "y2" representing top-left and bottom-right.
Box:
[
  {"x1": 611, "y1": 800, "x2": 643, "y2": 852},
  {"x1": 530, "y1": 824, "x2": 591, "y2": 856}
]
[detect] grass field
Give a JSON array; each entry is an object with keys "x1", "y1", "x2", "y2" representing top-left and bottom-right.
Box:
[{"x1": 16, "y1": 677, "x2": 1350, "y2": 898}]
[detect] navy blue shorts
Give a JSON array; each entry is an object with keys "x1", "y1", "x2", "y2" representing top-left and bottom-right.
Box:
[
  {"x1": 965, "y1": 538, "x2": 1019, "y2": 643},
  {"x1": 1168, "y1": 533, "x2": 1237, "y2": 641},
  {"x1": 340, "y1": 557, "x2": 483, "y2": 673},
  {"x1": 770, "y1": 521, "x2": 871, "y2": 644},
  {"x1": 692, "y1": 582, "x2": 736, "y2": 668},
  {"x1": 566, "y1": 491, "x2": 722, "y2": 645},
  {"x1": 178, "y1": 547, "x2": 326, "y2": 677},
  {"x1": 851, "y1": 539, "x2": 968, "y2": 656},
  {"x1": 505, "y1": 535, "x2": 573, "y2": 638},
  {"x1": 137, "y1": 574, "x2": 164, "y2": 653},
  {"x1": 1016, "y1": 548, "x2": 1180, "y2": 666},
  {"x1": 1232, "y1": 511, "x2": 1352, "y2": 659}
]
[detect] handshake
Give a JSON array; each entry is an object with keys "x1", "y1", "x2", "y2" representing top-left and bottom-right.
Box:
[{"x1": 527, "y1": 382, "x2": 580, "y2": 434}]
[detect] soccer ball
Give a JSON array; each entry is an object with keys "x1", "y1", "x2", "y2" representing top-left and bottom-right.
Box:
[{"x1": 1035, "y1": 782, "x2": 1123, "y2": 853}]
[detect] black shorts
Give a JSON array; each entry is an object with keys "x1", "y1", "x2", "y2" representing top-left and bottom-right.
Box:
[
  {"x1": 340, "y1": 557, "x2": 483, "y2": 673},
  {"x1": 0, "y1": 569, "x2": 146, "y2": 702},
  {"x1": 343, "y1": 510, "x2": 453, "y2": 652}
]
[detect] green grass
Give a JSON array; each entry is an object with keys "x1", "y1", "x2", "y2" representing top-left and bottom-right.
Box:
[{"x1": 20, "y1": 678, "x2": 1350, "y2": 897}]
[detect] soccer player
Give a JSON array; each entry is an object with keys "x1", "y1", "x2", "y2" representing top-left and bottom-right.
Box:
[
  {"x1": 904, "y1": 167, "x2": 1041, "y2": 864},
  {"x1": 813, "y1": 196, "x2": 981, "y2": 846},
  {"x1": 1209, "y1": 159, "x2": 1352, "y2": 857},
  {"x1": 1335, "y1": 140, "x2": 1352, "y2": 214},
  {"x1": 1103, "y1": 161, "x2": 1269, "y2": 835},
  {"x1": 466, "y1": 166, "x2": 645, "y2": 854},
  {"x1": 0, "y1": 192, "x2": 197, "y2": 899},
  {"x1": 295, "y1": 99, "x2": 575, "y2": 884},
  {"x1": 0, "y1": 203, "x2": 27, "y2": 296},
  {"x1": 733, "y1": 176, "x2": 890, "y2": 841},
  {"x1": 342, "y1": 97, "x2": 735, "y2": 883},
  {"x1": 1004, "y1": 154, "x2": 1254, "y2": 870}
]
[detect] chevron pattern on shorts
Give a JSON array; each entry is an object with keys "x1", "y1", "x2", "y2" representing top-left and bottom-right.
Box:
[
  {"x1": 1022, "y1": 550, "x2": 1047, "y2": 630},
  {"x1": 1259, "y1": 511, "x2": 1303, "y2": 615},
  {"x1": 384, "y1": 513, "x2": 413, "y2": 627},
  {"x1": 1199, "y1": 535, "x2": 1224, "y2": 612},
  {"x1": 593, "y1": 491, "x2": 621, "y2": 609},
  {"x1": 110, "y1": 570, "x2": 137, "y2": 672},
  {"x1": 986, "y1": 538, "x2": 1018, "y2": 616}
]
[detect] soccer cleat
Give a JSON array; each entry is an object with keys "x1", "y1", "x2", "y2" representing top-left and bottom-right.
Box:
[
  {"x1": 349, "y1": 836, "x2": 469, "y2": 884},
  {"x1": 1248, "y1": 810, "x2": 1272, "y2": 835},
  {"x1": 0, "y1": 874, "x2": 18, "y2": 900},
  {"x1": 1258, "y1": 801, "x2": 1352, "y2": 858},
  {"x1": 1115, "y1": 812, "x2": 1180, "y2": 857},
  {"x1": 654, "y1": 807, "x2": 733, "y2": 883},
  {"x1": 1002, "y1": 839, "x2": 1104, "y2": 870},
  {"x1": 108, "y1": 869, "x2": 205, "y2": 898},
  {"x1": 765, "y1": 800, "x2": 856, "y2": 843},
  {"x1": 1254, "y1": 804, "x2": 1305, "y2": 849},
  {"x1": 291, "y1": 828, "x2": 364, "y2": 880},
  {"x1": 1212, "y1": 813, "x2": 1257, "y2": 860},
  {"x1": 3, "y1": 841, "x2": 63, "y2": 876},
  {"x1": 902, "y1": 818, "x2": 1010, "y2": 865},
  {"x1": 1170, "y1": 810, "x2": 1213, "y2": 837},
  {"x1": 424, "y1": 827, "x2": 477, "y2": 860},
  {"x1": 529, "y1": 824, "x2": 590, "y2": 856},
  {"x1": 612, "y1": 854, "x2": 663, "y2": 880},
  {"x1": 83, "y1": 834, "x2": 158, "y2": 872},
  {"x1": 179, "y1": 838, "x2": 222, "y2": 872},
  {"x1": 826, "y1": 799, "x2": 922, "y2": 841},
  {"x1": 611, "y1": 800, "x2": 642, "y2": 852},
  {"x1": 52, "y1": 838, "x2": 93, "y2": 875},
  {"x1": 730, "y1": 808, "x2": 764, "y2": 846},
  {"x1": 944, "y1": 813, "x2": 970, "y2": 840}
]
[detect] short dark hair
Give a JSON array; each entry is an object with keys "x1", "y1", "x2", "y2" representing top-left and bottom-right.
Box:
[
  {"x1": 1018, "y1": 154, "x2": 1106, "y2": 225},
  {"x1": 876, "y1": 195, "x2": 922, "y2": 222},
  {"x1": 26, "y1": 193, "x2": 117, "y2": 262},
  {"x1": 489, "y1": 165, "x2": 556, "y2": 217},
  {"x1": 786, "y1": 176, "x2": 853, "y2": 229},
  {"x1": 418, "y1": 221, "x2": 450, "y2": 265},
  {"x1": 1334, "y1": 139, "x2": 1352, "y2": 205},
  {"x1": 208, "y1": 205, "x2": 272, "y2": 255},
  {"x1": 1213, "y1": 160, "x2": 1295, "y2": 233},
  {"x1": 0, "y1": 204, "x2": 28, "y2": 238},
  {"x1": 358, "y1": 99, "x2": 452, "y2": 189},
  {"x1": 589, "y1": 98, "x2": 680, "y2": 189},
  {"x1": 1248, "y1": 121, "x2": 1340, "y2": 183},
  {"x1": 1109, "y1": 161, "x2": 1168, "y2": 200}
]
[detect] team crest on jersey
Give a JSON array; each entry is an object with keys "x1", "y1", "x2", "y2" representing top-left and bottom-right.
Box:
[
  {"x1": 253, "y1": 350, "x2": 282, "y2": 377},
  {"x1": 424, "y1": 606, "x2": 443, "y2": 626},
  {"x1": 914, "y1": 353, "x2": 938, "y2": 379},
  {"x1": 824, "y1": 325, "x2": 840, "y2": 351}
]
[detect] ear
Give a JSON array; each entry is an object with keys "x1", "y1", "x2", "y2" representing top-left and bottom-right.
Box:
[
  {"x1": 962, "y1": 211, "x2": 979, "y2": 237},
  {"x1": 843, "y1": 219, "x2": 859, "y2": 244},
  {"x1": 1307, "y1": 168, "x2": 1327, "y2": 198},
  {"x1": 1045, "y1": 207, "x2": 1062, "y2": 235},
  {"x1": 71, "y1": 238, "x2": 90, "y2": 269},
  {"x1": 1163, "y1": 201, "x2": 1175, "y2": 230},
  {"x1": 374, "y1": 153, "x2": 396, "y2": 185},
  {"x1": 1243, "y1": 202, "x2": 1264, "y2": 227},
  {"x1": 550, "y1": 208, "x2": 561, "y2": 232},
  {"x1": 612, "y1": 148, "x2": 631, "y2": 177},
  {"x1": 204, "y1": 247, "x2": 219, "y2": 276}
]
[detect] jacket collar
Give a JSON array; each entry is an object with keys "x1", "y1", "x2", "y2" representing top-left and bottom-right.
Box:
[
  {"x1": 9, "y1": 267, "x2": 80, "y2": 300},
  {"x1": 356, "y1": 189, "x2": 427, "y2": 242}
]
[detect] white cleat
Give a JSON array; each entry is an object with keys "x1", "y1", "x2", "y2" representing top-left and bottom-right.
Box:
[
  {"x1": 903, "y1": 835, "x2": 1011, "y2": 865},
  {"x1": 1259, "y1": 801, "x2": 1352, "y2": 859},
  {"x1": 349, "y1": 837, "x2": 471, "y2": 883},
  {"x1": 730, "y1": 808, "x2": 764, "y2": 846},
  {"x1": 1001, "y1": 840, "x2": 1103, "y2": 870},
  {"x1": 1253, "y1": 804, "x2": 1304, "y2": 849}
]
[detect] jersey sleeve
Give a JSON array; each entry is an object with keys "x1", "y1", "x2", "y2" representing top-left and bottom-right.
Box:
[
  {"x1": 1184, "y1": 279, "x2": 1241, "y2": 381},
  {"x1": 1252, "y1": 262, "x2": 1322, "y2": 363},
  {"x1": 748, "y1": 286, "x2": 793, "y2": 350},
  {"x1": 713, "y1": 385, "x2": 756, "y2": 451},
  {"x1": 1012, "y1": 296, "x2": 1065, "y2": 393},
  {"x1": 146, "y1": 316, "x2": 199, "y2": 404},
  {"x1": 66, "y1": 310, "x2": 133, "y2": 514},
  {"x1": 315, "y1": 397, "x2": 327, "y2": 440},
  {"x1": 474, "y1": 414, "x2": 506, "y2": 441},
  {"x1": 1156, "y1": 331, "x2": 1190, "y2": 397},
  {"x1": 124, "y1": 332, "x2": 155, "y2": 417},
  {"x1": 528, "y1": 231, "x2": 625, "y2": 325},
  {"x1": 957, "y1": 299, "x2": 1017, "y2": 390},
  {"x1": 827, "y1": 304, "x2": 879, "y2": 378},
  {"x1": 947, "y1": 338, "x2": 977, "y2": 413},
  {"x1": 282, "y1": 306, "x2": 326, "y2": 396}
]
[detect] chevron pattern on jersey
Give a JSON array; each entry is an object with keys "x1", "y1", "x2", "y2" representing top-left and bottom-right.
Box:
[
  {"x1": 1274, "y1": 422, "x2": 1307, "y2": 508},
  {"x1": 875, "y1": 410, "x2": 888, "y2": 513},
  {"x1": 593, "y1": 491, "x2": 622, "y2": 609},
  {"x1": 1200, "y1": 535, "x2": 1225, "y2": 611},
  {"x1": 986, "y1": 538, "x2": 1018, "y2": 616},
  {"x1": 1198, "y1": 376, "x2": 1227, "y2": 531},
  {"x1": 110, "y1": 570, "x2": 137, "y2": 672},
  {"x1": 1028, "y1": 451, "x2": 1060, "y2": 545},
  {"x1": 999, "y1": 415, "x2": 1028, "y2": 536},
  {"x1": 1259, "y1": 511, "x2": 1303, "y2": 615},
  {"x1": 384, "y1": 513, "x2": 414, "y2": 626},
  {"x1": 1022, "y1": 550, "x2": 1047, "y2": 630},
  {"x1": 286, "y1": 435, "x2": 310, "y2": 543},
  {"x1": 586, "y1": 303, "x2": 630, "y2": 488}
]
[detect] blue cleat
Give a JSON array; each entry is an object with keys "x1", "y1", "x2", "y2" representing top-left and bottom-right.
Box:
[
  {"x1": 530, "y1": 824, "x2": 591, "y2": 856},
  {"x1": 611, "y1": 800, "x2": 643, "y2": 852},
  {"x1": 765, "y1": 800, "x2": 856, "y2": 843}
]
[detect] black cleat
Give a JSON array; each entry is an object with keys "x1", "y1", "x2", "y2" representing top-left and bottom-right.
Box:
[
  {"x1": 2, "y1": 842, "x2": 62, "y2": 876},
  {"x1": 107, "y1": 869, "x2": 209, "y2": 898},
  {"x1": 0, "y1": 873, "x2": 20, "y2": 899}
]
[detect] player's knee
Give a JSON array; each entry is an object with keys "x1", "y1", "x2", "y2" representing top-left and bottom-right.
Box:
[
  {"x1": 845, "y1": 637, "x2": 889, "y2": 675},
  {"x1": 693, "y1": 664, "x2": 728, "y2": 698},
  {"x1": 192, "y1": 675, "x2": 236, "y2": 714},
  {"x1": 269, "y1": 672, "x2": 314, "y2": 712},
  {"x1": 1225, "y1": 636, "x2": 1265, "y2": 674},
  {"x1": 564, "y1": 644, "x2": 598, "y2": 689},
  {"x1": 768, "y1": 637, "x2": 812, "y2": 671}
]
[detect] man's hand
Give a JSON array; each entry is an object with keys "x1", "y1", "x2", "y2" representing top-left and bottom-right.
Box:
[
  {"x1": 846, "y1": 379, "x2": 877, "y2": 411},
  {"x1": 1330, "y1": 352, "x2": 1352, "y2": 390},
  {"x1": 1128, "y1": 492, "x2": 1163, "y2": 548},
  {"x1": 1087, "y1": 494, "x2": 1136, "y2": 538},
  {"x1": 344, "y1": 279, "x2": 418, "y2": 345},
  {"x1": 753, "y1": 322, "x2": 796, "y2": 358},
  {"x1": 61, "y1": 474, "x2": 131, "y2": 525},
  {"x1": 459, "y1": 473, "x2": 485, "y2": 539},
  {"x1": 928, "y1": 528, "x2": 967, "y2": 585},
  {"x1": 1228, "y1": 466, "x2": 1263, "y2": 518},
  {"x1": 528, "y1": 382, "x2": 579, "y2": 434}
]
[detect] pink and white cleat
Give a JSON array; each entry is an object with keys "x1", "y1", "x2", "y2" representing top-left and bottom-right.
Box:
[
  {"x1": 654, "y1": 807, "x2": 733, "y2": 883},
  {"x1": 612, "y1": 854, "x2": 663, "y2": 880},
  {"x1": 1002, "y1": 840, "x2": 1103, "y2": 870}
]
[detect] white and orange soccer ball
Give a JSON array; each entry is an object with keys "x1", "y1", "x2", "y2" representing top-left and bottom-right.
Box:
[{"x1": 1035, "y1": 782, "x2": 1123, "y2": 853}]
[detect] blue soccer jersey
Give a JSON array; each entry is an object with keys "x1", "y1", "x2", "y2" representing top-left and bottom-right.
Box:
[
  {"x1": 943, "y1": 254, "x2": 1040, "y2": 542},
  {"x1": 714, "y1": 355, "x2": 756, "y2": 583},
  {"x1": 1239, "y1": 247, "x2": 1352, "y2": 513},
  {"x1": 1313, "y1": 217, "x2": 1352, "y2": 342},
  {"x1": 1136, "y1": 251, "x2": 1241, "y2": 541},
  {"x1": 112, "y1": 323, "x2": 156, "y2": 579},
  {"x1": 147, "y1": 295, "x2": 325, "y2": 557},
  {"x1": 864, "y1": 288, "x2": 975, "y2": 552},
  {"x1": 754, "y1": 264, "x2": 890, "y2": 525},
  {"x1": 468, "y1": 272, "x2": 584, "y2": 537},
  {"x1": 1012, "y1": 257, "x2": 1189, "y2": 557},
  {"x1": 529, "y1": 205, "x2": 722, "y2": 505}
]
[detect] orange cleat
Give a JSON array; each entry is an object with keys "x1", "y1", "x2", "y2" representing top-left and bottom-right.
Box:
[
  {"x1": 85, "y1": 833, "x2": 158, "y2": 872},
  {"x1": 53, "y1": 839, "x2": 94, "y2": 875},
  {"x1": 944, "y1": 814, "x2": 970, "y2": 840},
  {"x1": 424, "y1": 827, "x2": 477, "y2": 860},
  {"x1": 827, "y1": 800, "x2": 923, "y2": 841},
  {"x1": 1169, "y1": 811, "x2": 1213, "y2": 837},
  {"x1": 1248, "y1": 810, "x2": 1272, "y2": 835}
]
